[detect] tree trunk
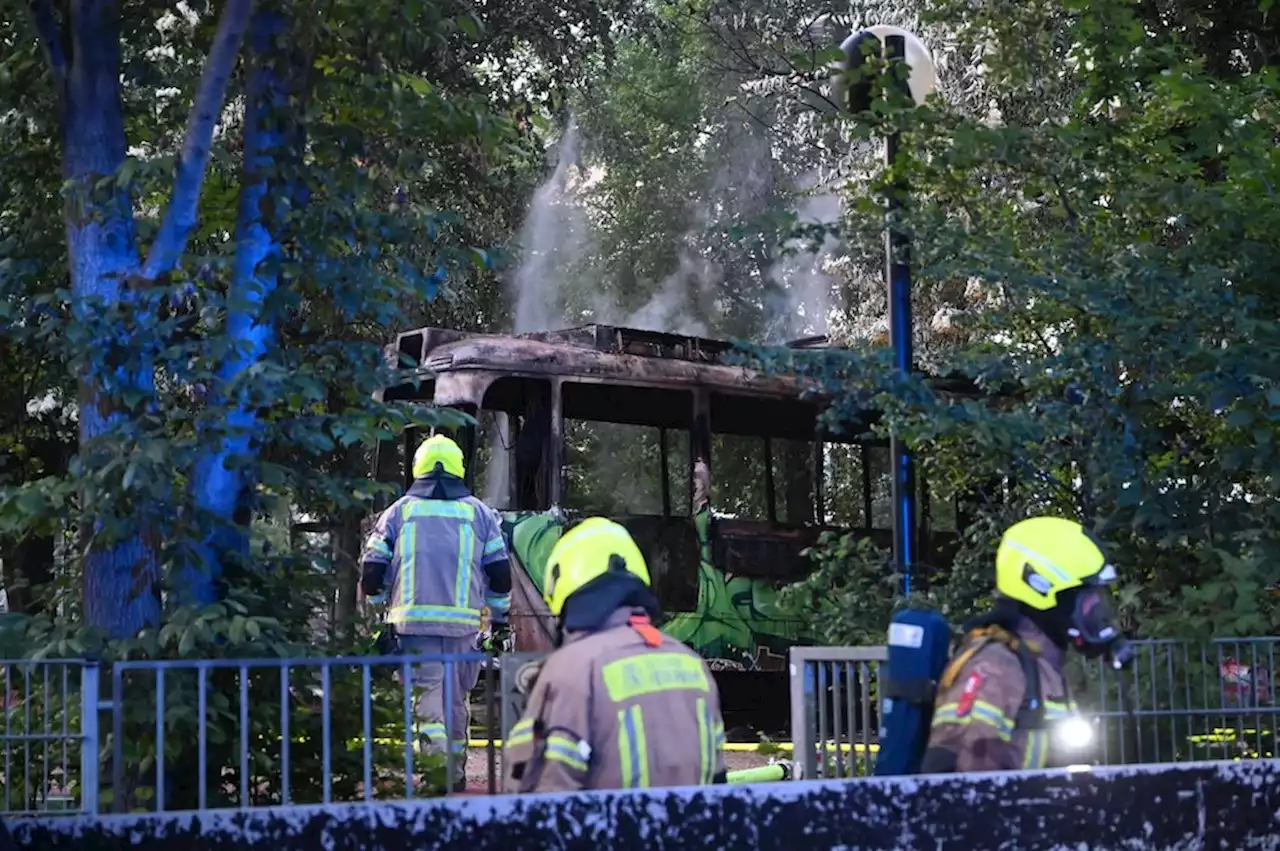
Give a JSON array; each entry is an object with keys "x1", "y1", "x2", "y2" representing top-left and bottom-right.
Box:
[
  {"x1": 332, "y1": 512, "x2": 362, "y2": 628},
  {"x1": 64, "y1": 0, "x2": 158, "y2": 638},
  {"x1": 188, "y1": 6, "x2": 306, "y2": 603}
]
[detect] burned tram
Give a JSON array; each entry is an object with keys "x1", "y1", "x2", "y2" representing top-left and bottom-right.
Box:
[{"x1": 373, "y1": 324, "x2": 962, "y2": 677}]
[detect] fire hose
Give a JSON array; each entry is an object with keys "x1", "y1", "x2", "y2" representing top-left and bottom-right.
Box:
[{"x1": 726, "y1": 762, "x2": 794, "y2": 783}]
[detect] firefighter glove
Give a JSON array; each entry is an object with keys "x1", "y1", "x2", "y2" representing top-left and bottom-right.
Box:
[{"x1": 478, "y1": 622, "x2": 513, "y2": 654}]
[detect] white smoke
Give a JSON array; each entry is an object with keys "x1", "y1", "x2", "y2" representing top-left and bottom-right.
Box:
[
  {"x1": 481, "y1": 411, "x2": 511, "y2": 508},
  {"x1": 492, "y1": 124, "x2": 592, "y2": 509},
  {"x1": 509, "y1": 117, "x2": 831, "y2": 342},
  {"x1": 767, "y1": 172, "x2": 842, "y2": 339},
  {"x1": 595, "y1": 145, "x2": 766, "y2": 337},
  {"x1": 511, "y1": 119, "x2": 589, "y2": 334},
  {"x1": 615, "y1": 250, "x2": 715, "y2": 336}
]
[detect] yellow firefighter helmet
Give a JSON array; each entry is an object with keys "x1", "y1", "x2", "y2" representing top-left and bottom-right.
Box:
[
  {"x1": 412, "y1": 433, "x2": 465, "y2": 479},
  {"x1": 543, "y1": 517, "x2": 651, "y2": 616},
  {"x1": 995, "y1": 516, "x2": 1117, "y2": 611}
]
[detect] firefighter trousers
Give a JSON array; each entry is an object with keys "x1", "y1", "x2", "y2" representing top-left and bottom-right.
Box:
[{"x1": 398, "y1": 634, "x2": 480, "y2": 785}]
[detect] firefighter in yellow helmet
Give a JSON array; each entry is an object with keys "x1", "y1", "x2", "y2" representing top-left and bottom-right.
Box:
[
  {"x1": 920, "y1": 516, "x2": 1133, "y2": 774},
  {"x1": 361, "y1": 433, "x2": 512, "y2": 793},
  {"x1": 502, "y1": 517, "x2": 728, "y2": 793}
]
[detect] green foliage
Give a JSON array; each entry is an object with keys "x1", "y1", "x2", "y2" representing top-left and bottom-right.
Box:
[
  {"x1": 780, "y1": 532, "x2": 898, "y2": 646},
  {"x1": 761, "y1": 0, "x2": 1280, "y2": 643},
  {"x1": 0, "y1": 581, "x2": 453, "y2": 810},
  {"x1": 0, "y1": 0, "x2": 637, "y2": 807}
]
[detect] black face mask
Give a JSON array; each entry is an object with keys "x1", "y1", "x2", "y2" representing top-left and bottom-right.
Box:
[{"x1": 1063, "y1": 586, "x2": 1134, "y2": 669}]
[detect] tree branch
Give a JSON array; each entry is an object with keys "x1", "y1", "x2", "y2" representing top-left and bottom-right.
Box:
[
  {"x1": 139, "y1": 0, "x2": 255, "y2": 283},
  {"x1": 26, "y1": 0, "x2": 67, "y2": 88}
]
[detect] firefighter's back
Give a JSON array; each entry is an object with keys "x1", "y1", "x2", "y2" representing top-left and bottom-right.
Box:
[{"x1": 549, "y1": 616, "x2": 726, "y2": 789}]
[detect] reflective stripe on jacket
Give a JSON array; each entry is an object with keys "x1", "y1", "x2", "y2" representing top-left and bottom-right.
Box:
[
  {"x1": 503, "y1": 608, "x2": 727, "y2": 793},
  {"x1": 362, "y1": 492, "x2": 510, "y2": 637},
  {"x1": 923, "y1": 618, "x2": 1076, "y2": 772}
]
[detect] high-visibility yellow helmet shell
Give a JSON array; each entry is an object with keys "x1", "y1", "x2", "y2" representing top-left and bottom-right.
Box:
[
  {"x1": 544, "y1": 517, "x2": 651, "y2": 616},
  {"x1": 996, "y1": 516, "x2": 1116, "y2": 611},
  {"x1": 412, "y1": 434, "x2": 465, "y2": 479}
]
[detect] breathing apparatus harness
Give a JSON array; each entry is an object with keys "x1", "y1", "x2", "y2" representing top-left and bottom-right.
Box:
[{"x1": 940, "y1": 609, "x2": 1054, "y2": 734}]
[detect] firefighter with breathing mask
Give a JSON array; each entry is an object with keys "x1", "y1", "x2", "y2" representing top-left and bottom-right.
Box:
[
  {"x1": 921, "y1": 516, "x2": 1134, "y2": 773},
  {"x1": 503, "y1": 517, "x2": 727, "y2": 793}
]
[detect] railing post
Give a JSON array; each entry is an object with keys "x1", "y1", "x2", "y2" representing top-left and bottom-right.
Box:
[
  {"x1": 80, "y1": 661, "x2": 100, "y2": 815},
  {"x1": 485, "y1": 653, "x2": 497, "y2": 795},
  {"x1": 788, "y1": 649, "x2": 815, "y2": 780}
]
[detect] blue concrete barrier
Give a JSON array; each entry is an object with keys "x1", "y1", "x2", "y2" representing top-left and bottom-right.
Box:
[{"x1": 14, "y1": 759, "x2": 1280, "y2": 850}]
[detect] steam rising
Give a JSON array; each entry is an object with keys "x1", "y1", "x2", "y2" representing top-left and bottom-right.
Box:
[
  {"x1": 511, "y1": 119, "x2": 587, "y2": 334},
  {"x1": 615, "y1": 251, "x2": 713, "y2": 337},
  {"x1": 506, "y1": 122, "x2": 842, "y2": 342},
  {"x1": 767, "y1": 172, "x2": 841, "y2": 339}
]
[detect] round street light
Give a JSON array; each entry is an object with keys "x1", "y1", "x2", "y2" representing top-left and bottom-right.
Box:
[
  {"x1": 842, "y1": 26, "x2": 938, "y2": 108},
  {"x1": 836, "y1": 25, "x2": 937, "y2": 597}
]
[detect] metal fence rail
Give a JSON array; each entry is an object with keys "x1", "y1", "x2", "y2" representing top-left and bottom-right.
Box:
[
  {"x1": 1078, "y1": 637, "x2": 1280, "y2": 765},
  {"x1": 105, "y1": 652, "x2": 498, "y2": 813},
  {"x1": 789, "y1": 637, "x2": 1280, "y2": 780},
  {"x1": 2, "y1": 637, "x2": 1275, "y2": 816},
  {"x1": 0, "y1": 659, "x2": 96, "y2": 816},
  {"x1": 789, "y1": 647, "x2": 885, "y2": 780}
]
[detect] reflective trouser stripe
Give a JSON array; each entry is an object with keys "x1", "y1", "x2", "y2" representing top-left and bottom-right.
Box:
[
  {"x1": 698, "y1": 698, "x2": 720, "y2": 784},
  {"x1": 1023, "y1": 729, "x2": 1049, "y2": 769},
  {"x1": 617, "y1": 705, "x2": 649, "y2": 788},
  {"x1": 418, "y1": 724, "x2": 466, "y2": 755}
]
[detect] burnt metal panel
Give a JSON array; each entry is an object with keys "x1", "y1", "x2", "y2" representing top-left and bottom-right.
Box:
[{"x1": 384, "y1": 325, "x2": 995, "y2": 418}]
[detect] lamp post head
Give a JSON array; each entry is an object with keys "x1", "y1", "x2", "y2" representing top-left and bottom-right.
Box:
[{"x1": 839, "y1": 25, "x2": 938, "y2": 113}]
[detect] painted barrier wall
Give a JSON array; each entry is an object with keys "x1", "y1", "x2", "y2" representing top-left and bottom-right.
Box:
[{"x1": 13, "y1": 759, "x2": 1280, "y2": 851}]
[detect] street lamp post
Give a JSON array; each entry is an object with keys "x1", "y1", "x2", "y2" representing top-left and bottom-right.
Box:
[{"x1": 839, "y1": 26, "x2": 937, "y2": 597}]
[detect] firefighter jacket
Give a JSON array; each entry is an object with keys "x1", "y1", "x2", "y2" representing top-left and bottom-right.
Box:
[
  {"x1": 921, "y1": 616, "x2": 1079, "y2": 773},
  {"x1": 503, "y1": 607, "x2": 727, "y2": 794},
  {"x1": 361, "y1": 475, "x2": 512, "y2": 638}
]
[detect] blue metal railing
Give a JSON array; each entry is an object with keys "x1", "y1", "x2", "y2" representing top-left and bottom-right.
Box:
[
  {"x1": 0, "y1": 652, "x2": 501, "y2": 817},
  {"x1": 790, "y1": 636, "x2": 1280, "y2": 779},
  {"x1": 8, "y1": 636, "x2": 1280, "y2": 816},
  {"x1": 106, "y1": 652, "x2": 496, "y2": 813},
  {"x1": 0, "y1": 659, "x2": 98, "y2": 816}
]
